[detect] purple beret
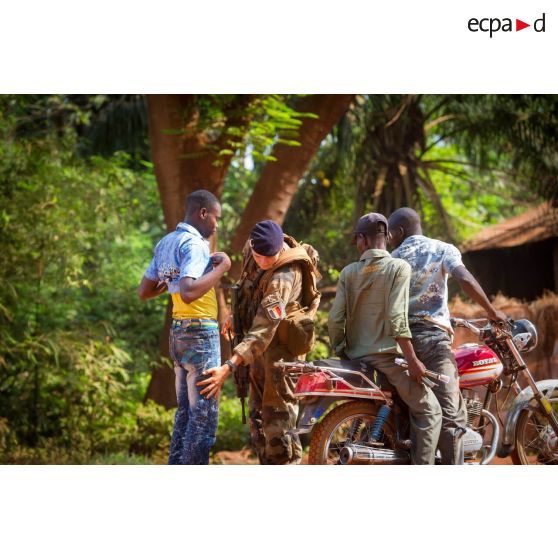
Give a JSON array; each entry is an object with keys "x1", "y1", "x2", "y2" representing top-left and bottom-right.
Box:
[{"x1": 250, "y1": 220, "x2": 284, "y2": 256}]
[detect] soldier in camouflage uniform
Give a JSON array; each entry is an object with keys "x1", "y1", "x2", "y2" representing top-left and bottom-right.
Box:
[{"x1": 198, "y1": 220, "x2": 320, "y2": 464}]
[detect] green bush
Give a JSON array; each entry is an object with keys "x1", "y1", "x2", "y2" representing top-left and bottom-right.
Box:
[
  {"x1": 0, "y1": 99, "x2": 170, "y2": 463},
  {"x1": 130, "y1": 401, "x2": 174, "y2": 458},
  {"x1": 213, "y1": 381, "x2": 251, "y2": 453}
]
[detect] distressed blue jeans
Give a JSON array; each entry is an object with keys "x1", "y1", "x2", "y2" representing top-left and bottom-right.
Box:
[{"x1": 168, "y1": 320, "x2": 220, "y2": 465}]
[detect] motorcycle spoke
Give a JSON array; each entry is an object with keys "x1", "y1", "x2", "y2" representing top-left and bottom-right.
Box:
[
  {"x1": 323, "y1": 413, "x2": 394, "y2": 464},
  {"x1": 325, "y1": 419, "x2": 373, "y2": 464},
  {"x1": 517, "y1": 398, "x2": 558, "y2": 464}
]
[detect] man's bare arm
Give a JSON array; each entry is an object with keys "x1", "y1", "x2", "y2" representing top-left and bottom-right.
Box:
[
  {"x1": 179, "y1": 252, "x2": 231, "y2": 304},
  {"x1": 451, "y1": 265, "x2": 507, "y2": 322},
  {"x1": 138, "y1": 277, "x2": 167, "y2": 300}
]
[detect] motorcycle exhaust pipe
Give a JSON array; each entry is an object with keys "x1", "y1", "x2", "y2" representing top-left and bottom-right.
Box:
[
  {"x1": 478, "y1": 409, "x2": 500, "y2": 465},
  {"x1": 339, "y1": 444, "x2": 411, "y2": 465}
]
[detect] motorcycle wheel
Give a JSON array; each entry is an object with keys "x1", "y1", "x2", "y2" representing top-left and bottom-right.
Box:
[
  {"x1": 308, "y1": 400, "x2": 396, "y2": 465},
  {"x1": 511, "y1": 395, "x2": 558, "y2": 465}
]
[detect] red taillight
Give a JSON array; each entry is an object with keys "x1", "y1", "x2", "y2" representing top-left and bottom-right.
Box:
[
  {"x1": 294, "y1": 370, "x2": 392, "y2": 401},
  {"x1": 295, "y1": 372, "x2": 331, "y2": 394},
  {"x1": 295, "y1": 371, "x2": 369, "y2": 394}
]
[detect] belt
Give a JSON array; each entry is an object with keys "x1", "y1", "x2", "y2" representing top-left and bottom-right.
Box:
[{"x1": 171, "y1": 318, "x2": 218, "y2": 328}]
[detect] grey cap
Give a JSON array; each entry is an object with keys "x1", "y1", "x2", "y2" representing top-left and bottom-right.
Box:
[{"x1": 353, "y1": 212, "x2": 388, "y2": 235}]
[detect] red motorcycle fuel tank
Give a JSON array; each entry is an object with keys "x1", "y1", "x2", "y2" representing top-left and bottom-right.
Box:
[{"x1": 455, "y1": 344, "x2": 503, "y2": 388}]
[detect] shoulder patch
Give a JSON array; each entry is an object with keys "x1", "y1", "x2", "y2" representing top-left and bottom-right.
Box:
[
  {"x1": 361, "y1": 263, "x2": 380, "y2": 275},
  {"x1": 261, "y1": 292, "x2": 287, "y2": 322}
]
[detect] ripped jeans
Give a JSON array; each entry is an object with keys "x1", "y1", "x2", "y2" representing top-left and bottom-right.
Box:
[{"x1": 168, "y1": 320, "x2": 220, "y2": 465}]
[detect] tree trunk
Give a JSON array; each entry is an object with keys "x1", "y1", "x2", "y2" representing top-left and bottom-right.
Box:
[
  {"x1": 144, "y1": 95, "x2": 253, "y2": 407},
  {"x1": 144, "y1": 94, "x2": 352, "y2": 406},
  {"x1": 229, "y1": 94, "x2": 354, "y2": 278},
  {"x1": 144, "y1": 300, "x2": 175, "y2": 407},
  {"x1": 146, "y1": 95, "x2": 251, "y2": 230}
]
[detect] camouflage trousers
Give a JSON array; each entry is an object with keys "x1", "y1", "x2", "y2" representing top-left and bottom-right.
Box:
[{"x1": 248, "y1": 340, "x2": 302, "y2": 465}]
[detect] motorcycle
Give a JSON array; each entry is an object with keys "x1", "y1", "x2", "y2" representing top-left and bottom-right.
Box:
[{"x1": 275, "y1": 317, "x2": 558, "y2": 465}]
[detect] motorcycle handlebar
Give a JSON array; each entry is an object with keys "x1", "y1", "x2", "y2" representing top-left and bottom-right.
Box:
[
  {"x1": 450, "y1": 316, "x2": 513, "y2": 336},
  {"x1": 450, "y1": 317, "x2": 481, "y2": 335}
]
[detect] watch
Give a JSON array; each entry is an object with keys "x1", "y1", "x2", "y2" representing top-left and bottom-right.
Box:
[{"x1": 224, "y1": 359, "x2": 238, "y2": 374}]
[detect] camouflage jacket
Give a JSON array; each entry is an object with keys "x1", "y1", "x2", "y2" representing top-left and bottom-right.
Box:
[{"x1": 233, "y1": 250, "x2": 303, "y2": 365}]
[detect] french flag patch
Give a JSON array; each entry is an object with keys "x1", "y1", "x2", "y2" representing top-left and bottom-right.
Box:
[
  {"x1": 263, "y1": 292, "x2": 287, "y2": 321},
  {"x1": 268, "y1": 304, "x2": 286, "y2": 320}
]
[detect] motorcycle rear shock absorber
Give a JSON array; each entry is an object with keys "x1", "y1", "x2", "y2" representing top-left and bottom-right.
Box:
[
  {"x1": 346, "y1": 419, "x2": 363, "y2": 443},
  {"x1": 369, "y1": 404, "x2": 391, "y2": 442}
]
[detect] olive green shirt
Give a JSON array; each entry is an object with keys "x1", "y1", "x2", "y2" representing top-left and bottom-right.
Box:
[{"x1": 328, "y1": 249, "x2": 412, "y2": 359}]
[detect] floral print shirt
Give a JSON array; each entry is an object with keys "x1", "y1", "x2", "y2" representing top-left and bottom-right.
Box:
[{"x1": 391, "y1": 235, "x2": 463, "y2": 333}]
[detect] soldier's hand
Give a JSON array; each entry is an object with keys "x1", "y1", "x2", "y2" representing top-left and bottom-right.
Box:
[
  {"x1": 197, "y1": 364, "x2": 231, "y2": 399},
  {"x1": 407, "y1": 357, "x2": 427, "y2": 385},
  {"x1": 210, "y1": 252, "x2": 231, "y2": 271},
  {"x1": 221, "y1": 314, "x2": 233, "y2": 337}
]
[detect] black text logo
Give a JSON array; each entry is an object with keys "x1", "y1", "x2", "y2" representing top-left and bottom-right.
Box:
[{"x1": 468, "y1": 13, "x2": 546, "y2": 37}]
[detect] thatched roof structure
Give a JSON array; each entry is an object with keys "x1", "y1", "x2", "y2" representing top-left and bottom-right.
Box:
[
  {"x1": 462, "y1": 202, "x2": 558, "y2": 253},
  {"x1": 460, "y1": 202, "x2": 558, "y2": 301}
]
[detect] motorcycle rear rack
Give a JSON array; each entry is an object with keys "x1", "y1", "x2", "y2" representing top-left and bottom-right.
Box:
[{"x1": 275, "y1": 360, "x2": 392, "y2": 403}]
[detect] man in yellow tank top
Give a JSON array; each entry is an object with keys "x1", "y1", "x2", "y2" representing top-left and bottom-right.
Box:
[{"x1": 138, "y1": 190, "x2": 231, "y2": 464}]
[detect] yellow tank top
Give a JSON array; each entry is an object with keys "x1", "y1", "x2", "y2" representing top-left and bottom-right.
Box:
[{"x1": 171, "y1": 288, "x2": 218, "y2": 320}]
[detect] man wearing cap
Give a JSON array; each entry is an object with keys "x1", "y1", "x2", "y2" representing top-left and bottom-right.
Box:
[
  {"x1": 328, "y1": 212, "x2": 442, "y2": 465},
  {"x1": 138, "y1": 189, "x2": 231, "y2": 465},
  {"x1": 199, "y1": 220, "x2": 319, "y2": 465},
  {"x1": 388, "y1": 207, "x2": 507, "y2": 464}
]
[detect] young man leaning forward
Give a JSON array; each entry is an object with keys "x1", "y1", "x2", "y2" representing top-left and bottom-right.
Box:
[
  {"x1": 388, "y1": 207, "x2": 507, "y2": 464},
  {"x1": 328, "y1": 213, "x2": 442, "y2": 465}
]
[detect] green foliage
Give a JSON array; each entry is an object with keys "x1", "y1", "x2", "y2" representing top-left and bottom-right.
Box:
[
  {"x1": 0, "y1": 96, "x2": 169, "y2": 463},
  {"x1": 305, "y1": 308, "x2": 336, "y2": 361},
  {"x1": 245, "y1": 96, "x2": 317, "y2": 162},
  {"x1": 129, "y1": 401, "x2": 174, "y2": 458},
  {"x1": 284, "y1": 94, "x2": 551, "y2": 283},
  {"x1": 417, "y1": 141, "x2": 527, "y2": 241},
  {"x1": 5, "y1": 94, "x2": 150, "y2": 166},
  {"x1": 284, "y1": 129, "x2": 359, "y2": 278},
  {"x1": 213, "y1": 393, "x2": 251, "y2": 453},
  {"x1": 436, "y1": 94, "x2": 558, "y2": 200},
  {"x1": 2, "y1": 93, "x2": 556, "y2": 464},
  {"x1": 219, "y1": 158, "x2": 256, "y2": 252},
  {"x1": 174, "y1": 94, "x2": 316, "y2": 165},
  {"x1": 89, "y1": 452, "x2": 157, "y2": 465}
]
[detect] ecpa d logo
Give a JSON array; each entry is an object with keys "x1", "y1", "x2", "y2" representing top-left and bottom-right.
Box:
[{"x1": 468, "y1": 13, "x2": 546, "y2": 37}]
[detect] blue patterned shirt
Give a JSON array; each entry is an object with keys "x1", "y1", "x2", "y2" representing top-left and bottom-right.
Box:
[
  {"x1": 144, "y1": 222, "x2": 217, "y2": 319},
  {"x1": 391, "y1": 235, "x2": 463, "y2": 333}
]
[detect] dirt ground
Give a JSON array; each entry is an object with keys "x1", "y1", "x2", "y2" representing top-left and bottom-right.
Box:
[
  {"x1": 211, "y1": 449, "x2": 310, "y2": 465},
  {"x1": 211, "y1": 449, "x2": 514, "y2": 465}
]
